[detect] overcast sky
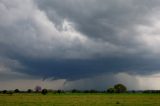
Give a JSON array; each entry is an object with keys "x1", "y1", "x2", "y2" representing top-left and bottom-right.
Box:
[{"x1": 0, "y1": 0, "x2": 160, "y2": 90}]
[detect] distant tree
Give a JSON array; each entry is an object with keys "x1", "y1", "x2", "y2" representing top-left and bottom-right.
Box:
[
  {"x1": 107, "y1": 88, "x2": 116, "y2": 93},
  {"x1": 114, "y1": 84, "x2": 127, "y2": 93},
  {"x1": 72, "y1": 89, "x2": 79, "y2": 93},
  {"x1": 14, "y1": 89, "x2": 20, "y2": 93},
  {"x1": 57, "y1": 90, "x2": 62, "y2": 94},
  {"x1": 7, "y1": 91, "x2": 13, "y2": 95},
  {"x1": 41, "y1": 89, "x2": 48, "y2": 95},
  {"x1": 84, "y1": 90, "x2": 90, "y2": 93},
  {"x1": 2, "y1": 90, "x2": 7, "y2": 94},
  {"x1": 35, "y1": 86, "x2": 42, "y2": 92},
  {"x1": 131, "y1": 90, "x2": 136, "y2": 93},
  {"x1": 89, "y1": 89, "x2": 98, "y2": 93},
  {"x1": 27, "y1": 89, "x2": 33, "y2": 93}
]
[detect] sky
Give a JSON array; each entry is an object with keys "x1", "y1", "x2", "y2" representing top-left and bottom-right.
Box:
[{"x1": 0, "y1": 0, "x2": 160, "y2": 90}]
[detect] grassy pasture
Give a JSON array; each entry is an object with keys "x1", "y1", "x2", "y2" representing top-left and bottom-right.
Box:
[{"x1": 0, "y1": 93, "x2": 160, "y2": 106}]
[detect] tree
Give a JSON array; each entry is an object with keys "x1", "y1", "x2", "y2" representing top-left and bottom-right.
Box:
[
  {"x1": 72, "y1": 89, "x2": 80, "y2": 93},
  {"x1": 114, "y1": 84, "x2": 127, "y2": 93},
  {"x1": 89, "y1": 89, "x2": 98, "y2": 93},
  {"x1": 7, "y1": 91, "x2": 13, "y2": 95},
  {"x1": 57, "y1": 90, "x2": 62, "y2": 94},
  {"x1": 14, "y1": 89, "x2": 20, "y2": 93},
  {"x1": 41, "y1": 89, "x2": 48, "y2": 95},
  {"x1": 27, "y1": 89, "x2": 33, "y2": 93},
  {"x1": 107, "y1": 88, "x2": 116, "y2": 93},
  {"x1": 35, "y1": 86, "x2": 42, "y2": 92},
  {"x1": 2, "y1": 90, "x2": 7, "y2": 94}
]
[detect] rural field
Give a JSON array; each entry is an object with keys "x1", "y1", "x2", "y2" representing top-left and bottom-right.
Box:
[{"x1": 0, "y1": 93, "x2": 160, "y2": 106}]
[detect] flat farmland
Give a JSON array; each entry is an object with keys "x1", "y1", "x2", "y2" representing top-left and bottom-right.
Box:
[{"x1": 0, "y1": 93, "x2": 160, "y2": 106}]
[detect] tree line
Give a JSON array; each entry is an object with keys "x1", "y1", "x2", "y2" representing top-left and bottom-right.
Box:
[{"x1": 0, "y1": 84, "x2": 160, "y2": 95}]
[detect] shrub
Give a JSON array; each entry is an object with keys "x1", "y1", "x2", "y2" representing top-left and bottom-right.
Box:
[
  {"x1": 41, "y1": 89, "x2": 48, "y2": 95},
  {"x1": 27, "y1": 89, "x2": 33, "y2": 93},
  {"x1": 107, "y1": 88, "x2": 116, "y2": 93},
  {"x1": 14, "y1": 89, "x2": 20, "y2": 93},
  {"x1": 2, "y1": 90, "x2": 7, "y2": 94},
  {"x1": 72, "y1": 89, "x2": 81, "y2": 93},
  {"x1": 7, "y1": 91, "x2": 13, "y2": 95}
]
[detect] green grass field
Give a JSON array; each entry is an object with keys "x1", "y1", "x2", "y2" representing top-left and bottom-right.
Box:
[{"x1": 0, "y1": 93, "x2": 160, "y2": 106}]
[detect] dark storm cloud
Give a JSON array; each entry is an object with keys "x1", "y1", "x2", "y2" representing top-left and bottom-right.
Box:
[
  {"x1": 12, "y1": 55, "x2": 160, "y2": 80},
  {"x1": 1, "y1": 0, "x2": 160, "y2": 82}
]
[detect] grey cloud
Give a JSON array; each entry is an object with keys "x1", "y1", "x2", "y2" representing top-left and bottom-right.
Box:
[
  {"x1": 35, "y1": 0, "x2": 160, "y2": 58},
  {"x1": 36, "y1": 0, "x2": 158, "y2": 42},
  {"x1": 11, "y1": 56, "x2": 160, "y2": 80},
  {"x1": 1, "y1": 0, "x2": 160, "y2": 89}
]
